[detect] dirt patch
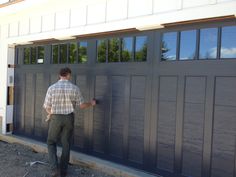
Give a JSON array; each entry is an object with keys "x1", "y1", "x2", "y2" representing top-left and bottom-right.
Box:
[{"x1": 0, "y1": 141, "x2": 115, "y2": 177}]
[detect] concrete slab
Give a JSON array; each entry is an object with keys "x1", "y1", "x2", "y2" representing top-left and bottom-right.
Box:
[{"x1": 0, "y1": 134, "x2": 159, "y2": 177}]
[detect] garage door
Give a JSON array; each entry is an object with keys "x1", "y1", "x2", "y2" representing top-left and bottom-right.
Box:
[{"x1": 14, "y1": 21, "x2": 236, "y2": 177}]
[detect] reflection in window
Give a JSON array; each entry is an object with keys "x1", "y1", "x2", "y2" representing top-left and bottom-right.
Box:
[
  {"x1": 108, "y1": 38, "x2": 120, "y2": 62},
  {"x1": 121, "y1": 37, "x2": 133, "y2": 62},
  {"x1": 78, "y1": 42, "x2": 88, "y2": 63},
  {"x1": 135, "y1": 36, "x2": 147, "y2": 61},
  {"x1": 180, "y1": 30, "x2": 196, "y2": 60},
  {"x1": 199, "y1": 28, "x2": 218, "y2": 59},
  {"x1": 31, "y1": 47, "x2": 36, "y2": 64},
  {"x1": 97, "y1": 40, "x2": 107, "y2": 63},
  {"x1": 52, "y1": 45, "x2": 59, "y2": 64},
  {"x1": 60, "y1": 44, "x2": 67, "y2": 64},
  {"x1": 24, "y1": 48, "x2": 30, "y2": 64},
  {"x1": 221, "y1": 26, "x2": 236, "y2": 58},
  {"x1": 37, "y1": 46, "x2": 44, "y2": 64},
  {"x1": 69, "y1": 42, "x2": 77, "y2": 64},
  {"x1": 161, "y1": 32, "x2": 177, "y2": 61}
]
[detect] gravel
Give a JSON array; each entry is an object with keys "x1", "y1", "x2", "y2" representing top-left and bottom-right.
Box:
[{"x1": 0, "y1": 141, "x2": 115, "y2": 177}]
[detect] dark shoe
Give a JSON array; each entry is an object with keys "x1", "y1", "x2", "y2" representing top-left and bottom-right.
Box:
[
  {"x1": 51, "y1": 169, "x2": 60, "y2": 177},
  {"x1": 60, "y1": 170, "x2": 67, "y2": 177}
]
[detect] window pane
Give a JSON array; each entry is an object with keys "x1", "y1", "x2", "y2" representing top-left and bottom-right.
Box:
[
  {"x1": 31, "y1": 47, "x2": 36, "y2": 64},
  {"x1": 24, "y1": 48, "x2": 30, "y2": 64},
  {"x1": 37, "y1": 46, "x2": 44, "y2": 64},
  {"x1": 135, "y1": 36, "x2": 147, "y2": 61},
  {"x1": 221, "y1": 26, "x2": 236, "y2": 58},
  {"x1": 60, "y1": 44, "x2": 67, "y2": 63},
  {"x1": 97, "y1": 40, "x2": 107, "y2": 63},
  {"x1": 121, "y1": 37, "x2": 133, "y2": 62},
  {"x1": 199, "y1": 28, "x2": 218, "y2": 59},
  {"x1": 180, "y1": 30, "x2": 197, "y2": 60},
  {"x1": 78, "y1": 41, "x2": 88, "y2": 63},
  {"x1": 52, "y1": 45, "x2": 59, "y2": 64},
  {"x1": 161, "y1": 32, "x2": 177, "y2": 61},
  {"x1": 108, "y1": 38, "x2": 120, "y2": 62},
  {"x1": 69, "y1": 42, "x2": 77, "y2": 64}
]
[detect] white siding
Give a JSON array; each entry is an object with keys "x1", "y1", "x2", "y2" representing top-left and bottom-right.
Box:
[
  {"x1": 19, "y1": 18, "x2": 30, "y2": 36},
  {"x1": 9, "y1": 21, "x2": 18, "y2": 37},
  {"x1": 55, "y1": 10, "x2": 70, "y2": 30},
  {"x1": 87, "y1": 3, "x2": 106, "y2": 24},
  {"x1": 42, "y1": 13, "x2": 55, "y2": 32},
  {"x1": 128, "y1": 0, "x2": 153, "y2": 17},
  {"x1": 106, "y1": 0, "x2": 128, "y2": 21},
  {"x1": 70, "y1": 6, "x2": 87, "y2": 27},
  {"x1": 153, "y1": 0, "x2": 182, "y2": 13},
  {"x1": 183, "y1": 0, "x2": 209, "y2": 8},
  {"x1": 30, "y1": 15, "x2": 42, "y2": 34}
]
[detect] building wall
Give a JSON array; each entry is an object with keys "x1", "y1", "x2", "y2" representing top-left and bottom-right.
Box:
[{"x1": 0, "y1": 0, "x2": 235, "y2": 132}]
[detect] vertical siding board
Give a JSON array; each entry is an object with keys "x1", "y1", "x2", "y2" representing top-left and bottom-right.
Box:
[
  {"x1": 123, "y1": 77, "x2": 130, "y2": 161},
  {"x1": 74, "y1": 75, "x2": 88, "y2": 149},
  {"x1": 182, "y1": 76, "x2": 206, "y2": 177},
  {"x1": 211, "y1": 77, "x2": 236, "y2": 177},
  {"x1": 157, "y1": 76, "x2": 177, "y2": 172},
  {"x1": 34, "y1": 73, "x2": 44, "y2": 138},
  {"x1": 24, "y1": 73, "x2": 35, "y2": 135},
  {"x1": 128, "y1": 76, "x2": 146, "y2": 163},
  {"x1": 202, "y1": 76, "x2": 215, "y2": 177},
  {"x1": 93, "y1": 75, "x2": 110, "y2": 154},
  {"x1": 174, "y1": 75, "x2": 185, "y2": 174}
]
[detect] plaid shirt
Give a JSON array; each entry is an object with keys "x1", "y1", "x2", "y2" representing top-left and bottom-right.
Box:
[{"x1": 43, "y1": 79, "x2": 84, "y2": 115}]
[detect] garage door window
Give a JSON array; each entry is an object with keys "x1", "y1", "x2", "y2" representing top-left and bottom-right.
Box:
[
  {"x1": 161, "y1": 32, "x2": 177, "y2": 61},
  {"x1": 221, "y1": 26, "x2": 236, "y2": 59},
  {"x1": 179, "y1": 30, "x2": 197, "y2": 60},
  {"x1": 97, "y1": 36, "x2": 147, "y2": 63},
  {"x1": 52, "y1": 41, "x2": 88, "y2": 64},
  {"x1": 23, "y1": 46, "x2": 44, "y2": 64},
  {"x1": 199, "y1": 28, "x2": 218, "y2": 59}
]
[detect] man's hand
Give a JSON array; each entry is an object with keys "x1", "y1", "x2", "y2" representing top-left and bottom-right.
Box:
[
  {"x1": 45, "y1": 114, "x2": 51, "y2": 122},
  {"x1": 91, "y1": 98, "x2": 96, "y2": 106},
  {"x1": 80, "y1": 99, "x2": 97, "y2": 109}
]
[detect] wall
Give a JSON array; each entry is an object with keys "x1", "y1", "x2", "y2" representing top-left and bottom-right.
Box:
[{"x1": 0, "y1": 0, "x2": 235, "y2": 134}]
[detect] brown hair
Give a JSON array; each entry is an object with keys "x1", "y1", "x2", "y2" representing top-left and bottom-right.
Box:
[{"x1": 59, "y1": 67, "x2": 71, "y2": 77}]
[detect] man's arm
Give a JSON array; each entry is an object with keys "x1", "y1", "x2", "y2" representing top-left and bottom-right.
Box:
[{"x1": 79, "y1": 99, "x2": 96, "y2": 109}]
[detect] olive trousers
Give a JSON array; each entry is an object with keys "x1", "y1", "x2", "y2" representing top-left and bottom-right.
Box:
[{"x1": 47, "y1": 113, "x2": 74, "y2": 172}]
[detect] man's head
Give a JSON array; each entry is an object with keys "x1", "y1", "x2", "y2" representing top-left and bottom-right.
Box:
[{"x1": 59, "y1": 67, "x2": 71, "y2": 80}]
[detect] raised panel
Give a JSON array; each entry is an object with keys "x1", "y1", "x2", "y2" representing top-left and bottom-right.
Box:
[
  {"x1": 185, "y1": 77, "x2": 206, "y2": 104},
  {"x1": 24, "y1": 74, "x2": 35, "y2": 134},
  {"x1": 182, "y1": 103, "x2": 205, "y2": 177},
  {"x1": 131, "y1": 76, "x2": 146, "y2": 99},
  {"x1": 215, "y1": 77, "x2": 236, "y2": 106},
  {"x1": 34, "y1": 73, "x2": 45, "y2": 137},
  {"x1": 159, "y1": 76, "x2": 178, "y2": 102},
  {"x1": 211, "y1": 106, "x2": 236, "y2": 177}
]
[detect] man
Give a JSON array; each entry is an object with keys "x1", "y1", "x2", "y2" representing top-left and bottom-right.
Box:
[{"x1": 43, "y1": 67, "x2": 96, "y2": 177}]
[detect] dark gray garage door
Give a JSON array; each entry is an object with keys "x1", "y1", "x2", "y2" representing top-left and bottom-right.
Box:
[{"x1": 14, "y1": 21, "x2": 236, "y2": 177}]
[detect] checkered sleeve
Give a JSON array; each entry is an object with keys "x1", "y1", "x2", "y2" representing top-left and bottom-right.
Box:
[
  {"x1": 75, "y1": 87, "x2": 84, "y2": 106},
  {"x1": 43, "y1": 88, "x2": 52, "y2": 109}
]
